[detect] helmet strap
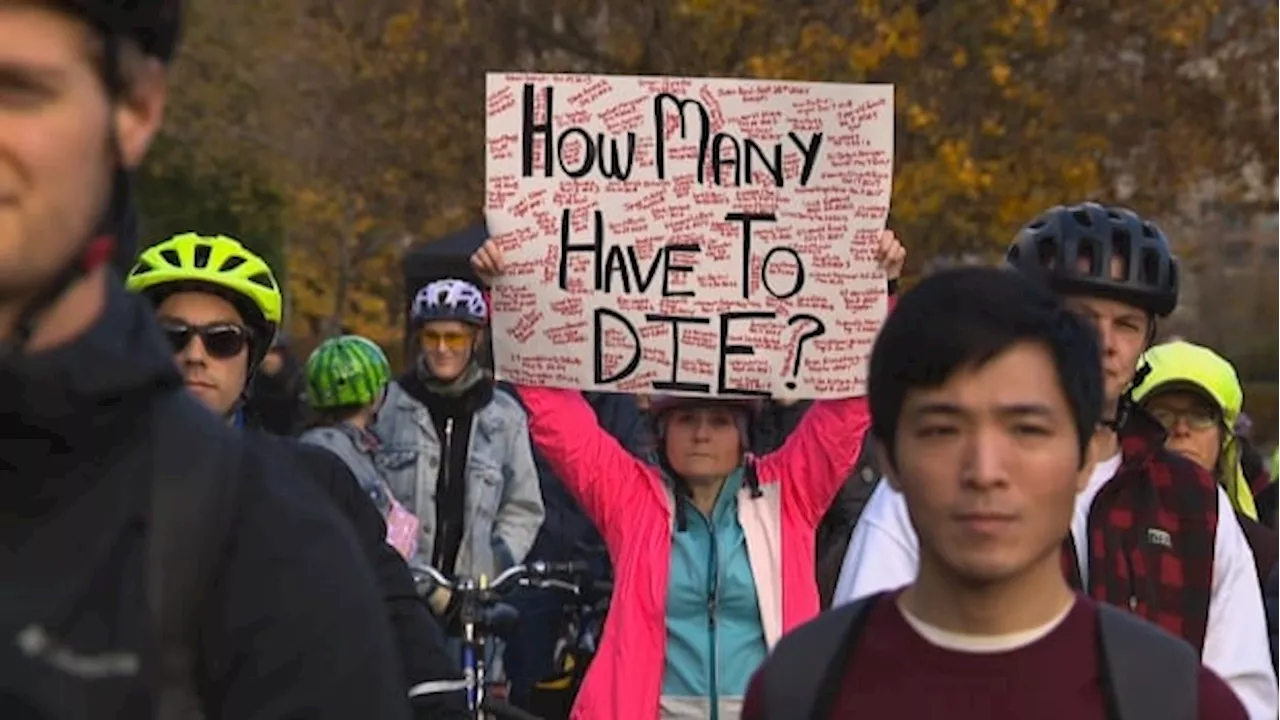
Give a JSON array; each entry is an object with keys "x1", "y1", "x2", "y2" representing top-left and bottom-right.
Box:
[{"x1": 0, "y1": 164, "x2": 126, "y2": 360}]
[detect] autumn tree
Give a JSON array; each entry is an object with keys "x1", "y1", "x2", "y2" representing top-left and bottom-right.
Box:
[
  {"x1": 484, "y1": 0, "x2": 1277, "y2": 265},
  {"x1": 134, "y1": 135, "x2": 287, "y2": 274},
  {"x1": 155, "y1": 0, "x2": 1277, "y2": 348}
]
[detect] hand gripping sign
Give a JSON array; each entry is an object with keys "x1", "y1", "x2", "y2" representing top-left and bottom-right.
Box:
[{"x1": 484, "y1": 73, "x2": 894, "y2": 399}]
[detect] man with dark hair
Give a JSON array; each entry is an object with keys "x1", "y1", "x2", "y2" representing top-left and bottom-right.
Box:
[
  {"x1": 0, "y1": 3, "x2": 408, "y2": 719},
  {"x1": 834, "y1": 203, "x2": 1275, "y2": 717},
  {"x1": 743, "y1": 267, "x2": 1245, "y2": 719}
]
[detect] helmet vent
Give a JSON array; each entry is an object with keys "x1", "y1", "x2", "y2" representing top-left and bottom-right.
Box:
[
  {"x1": 1072, "y1": 208, "x2": 1093, "y2": 226},
  {"x1": 1112, "y1": 232, "x2": 1132, "y2": 279},
  {"x1": 1140, "y1": 249, "x2": 1161, "y2": 286},
  {"x1": 193, "y1": 243, "x2": 212, "y2": 268},
  {"x1": 160, "y1": 248, "x2": 181, "y2": 267},
  {"x1": 220, "y1": 255, "x2": 247, "y2": 272},
  {"x1": 1078, "y1": 241, "x2": 1098, "y2": 275},
  {"x1": 1036, "y1": 238, "x2": 1056, "y2": 266},
  {"x1": 248, "y1": 271, "x2": 276, "y2": 290}
]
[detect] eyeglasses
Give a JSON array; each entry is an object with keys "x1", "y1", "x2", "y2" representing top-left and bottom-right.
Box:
[
  {"x1": 421, "y1": 329, "x2": 473, "y2": 351},
  {"x1": 1148, "y1": 406, "x2": 1220, "y2": 432},
  {"x1": 160, "y1": 321, "x2": 251, "y2": 359}
]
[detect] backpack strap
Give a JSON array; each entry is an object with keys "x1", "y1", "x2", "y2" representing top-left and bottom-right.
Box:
[
  {"x1": 147, "y1": 392, "x2": 243, "y2": 720},
  {"x1": 756, "y1": 594, "x2": 880, "y2": 720},
  {"x1": 1096, "y1": 602, "x2": 1198, "y2": 720}
]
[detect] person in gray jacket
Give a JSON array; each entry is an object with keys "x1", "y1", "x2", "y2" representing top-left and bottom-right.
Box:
[
  {"x1": 299, "y1": 334, "x2": 422, "y2": 558},
  {"x1": 373, "y1": 278, "x2": 544, "y2": 614}
]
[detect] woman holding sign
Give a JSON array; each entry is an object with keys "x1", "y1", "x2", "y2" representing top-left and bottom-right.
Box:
[{"x1": 471, "y1": 231, "x2": 904, "y2": 720}]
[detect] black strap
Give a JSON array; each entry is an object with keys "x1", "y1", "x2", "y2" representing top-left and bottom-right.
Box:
[
  {"x1": 759, "y1": 594, "x2": 878, "y2": 720},
  {"x1": 758, "y1": 596, "x2": 1198, "y2": 720},
  {"x1": 1096, "y1": 602, "x2": 1198, "y2": 720},
  {"x1": 146, "y1": 392, "x2": 242, "y2": 720}
]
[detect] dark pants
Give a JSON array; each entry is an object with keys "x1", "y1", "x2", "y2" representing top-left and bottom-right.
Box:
[{"x1": 502, "y1": 588, "x2": 566, "y2": 705}]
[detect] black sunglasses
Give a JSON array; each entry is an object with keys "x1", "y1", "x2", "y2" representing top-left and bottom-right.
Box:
[{"x1": 159, "y1": 321, "x2": 252, "y2": 359}]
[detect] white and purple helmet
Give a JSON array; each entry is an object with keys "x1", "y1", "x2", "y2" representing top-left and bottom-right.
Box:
[{"x1": 411, "y1": 278, "x2": 489, "y2": 327}]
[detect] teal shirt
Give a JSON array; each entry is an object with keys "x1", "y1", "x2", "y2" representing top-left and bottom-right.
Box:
[{"x1": 662, "y1": 468, "x2": 769, "y2": 709}]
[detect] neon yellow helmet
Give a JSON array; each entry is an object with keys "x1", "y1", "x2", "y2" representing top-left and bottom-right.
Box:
[
  {"x1": 1135, "y1": 341, "x2": 1243, "y2": 425},
  {"x1": 1134, "y1": 341, "x2": 1256, "y2": 520},
  {"x1": 126, "y1": 233, "x2": 283, "y2": 362}
]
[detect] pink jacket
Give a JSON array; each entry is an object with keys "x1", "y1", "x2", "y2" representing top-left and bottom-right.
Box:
[{"x1": 514, "y1": 387, "x2": 873, "y2": 720}]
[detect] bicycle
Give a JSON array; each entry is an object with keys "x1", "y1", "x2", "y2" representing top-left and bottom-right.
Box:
[
  {"x1": 525, "y1": 577, "x2": 613, "y2": 719},
  {"x1": 411, "y1": 560, "x2": 589, "y2": 720}
]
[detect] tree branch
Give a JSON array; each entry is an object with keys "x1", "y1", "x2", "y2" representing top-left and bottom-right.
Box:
[{"x1": 510, "y1": 10, "x2": 630, "y2": 70}]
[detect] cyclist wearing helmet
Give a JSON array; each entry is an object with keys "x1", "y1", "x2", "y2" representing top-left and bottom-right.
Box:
[
  {"x1": 300, "y1": 334, "x2": 472, "y2": 717},
  {"x1": 835, "y1": 202, "x2": 1276, "y2": 717},
  {"x1": 1133, "y1": 342, "x2": 1279, "y2": 656},
  {"x1": 470, "y1": 231, "x2": 904, "y2": 720},
  {"x1": 373, "y1": 277, "x2": 543, "y2": 613},
  {"x1": 301, "y1": 335, "x2": 418, "y2": 559},
  {"x1": 128, "y1": 232, "x2": 283, "y2": 425},
  {"x1": 128, "y1": 233, "x2": 466, "y2": 719},
  {"x1": 0, "y1": 3, "x2": 409, "y2": 719}
]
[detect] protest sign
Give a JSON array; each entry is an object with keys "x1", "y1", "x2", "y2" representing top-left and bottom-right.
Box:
[{"x1": 484, "y1": 72, "x2": 894, "y2": 398}]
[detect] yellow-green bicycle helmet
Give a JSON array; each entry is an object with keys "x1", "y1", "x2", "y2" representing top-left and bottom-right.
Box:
[
  {"x1": 1134, "y1": 341, "x2": 1257, "y2": 520},
  {"x1": 126, "y1": 233, "x2": 283, "y2": 364}
]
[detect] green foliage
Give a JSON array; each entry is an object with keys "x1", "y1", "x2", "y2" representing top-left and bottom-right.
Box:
[{"x1": 134, "y1": 134, "x2": 287, "y2": 279}]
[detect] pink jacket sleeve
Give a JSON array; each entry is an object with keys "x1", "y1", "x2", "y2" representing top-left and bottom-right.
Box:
[
  {"x1": 754, "y1": 295, "x2": 895, "y2": 526},
  {"x1": 513, "y1": 386, "x2": 657, "y2": 547},
  {"x1": 755, "y1": 397, "x2": 872, "y2": 526}
]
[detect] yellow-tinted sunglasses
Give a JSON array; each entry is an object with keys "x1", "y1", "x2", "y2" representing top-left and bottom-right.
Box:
[{"x1": 421, "y1": 328, "x2": 474, "y2": 351}]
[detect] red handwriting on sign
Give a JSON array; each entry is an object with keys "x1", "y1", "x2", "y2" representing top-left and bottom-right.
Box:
[
  {"x1": 485, "y1": 74, "x2": 892, "y2": 397},
  {"x1": 487, "y1": 86, "x2": 516, "y2": 118},
  {"x1": 549, "y1": 295, "x2": 584, "y2": 316},
  {"x1": 544, "y1": 321, "x2": 590, "y2": 344},
  {"x1": 600, "y1": 95, "x2": 649, "y2": 135},
  {"x1": 510, "y1": 310, "x2": 542, "y2": 343}
]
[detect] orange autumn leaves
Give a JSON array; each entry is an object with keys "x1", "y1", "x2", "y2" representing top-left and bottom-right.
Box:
[{"x1": 159, "y1": 0, "x2": 1275, "y2": 348}]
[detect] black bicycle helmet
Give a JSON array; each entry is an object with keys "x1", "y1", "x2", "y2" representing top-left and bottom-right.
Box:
[{"x1": 1006, "y1": 202, "x2": 1179, "y2": 317}]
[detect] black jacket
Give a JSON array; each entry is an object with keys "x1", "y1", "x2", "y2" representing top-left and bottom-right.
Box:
[
  {"x1": 0, "y1": 282, "x2": 409, "y2": 720},
  {"x1": 1266, "y1": 565, "x2": 1279, "y2": 672},
  {"x1": 515, "y1": 388, "x2": 649, "y2": 569},
  {"x1": 260, "y1": 435, "x2": 468, "y2": 719},
  {"x1": 246, "y1": 355, "x2": 308, "y2": 436}
]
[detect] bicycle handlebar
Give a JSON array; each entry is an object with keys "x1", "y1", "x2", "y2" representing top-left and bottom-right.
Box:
[{"x1": 410, "y1": 560, "x2": 592, "y2": 595}]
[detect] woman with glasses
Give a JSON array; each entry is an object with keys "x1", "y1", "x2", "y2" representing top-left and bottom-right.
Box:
[
  {"x1": 1134, "y1": 341, "x2": 1280, "y2": 675},
  {"x1": 1133, "y1": 341, "x2": 1279, "y2": 602},
  {"x1": 373, "y1": 278, "x2": 544, "y2": 615}
]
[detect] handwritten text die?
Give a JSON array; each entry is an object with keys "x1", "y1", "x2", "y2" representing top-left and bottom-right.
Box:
[{"x1": 485, "y1": 73, "x2": 895, "y2": 399}]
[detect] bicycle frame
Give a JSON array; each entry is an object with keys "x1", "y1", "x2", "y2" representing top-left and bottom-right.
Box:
[{"x1": 412, "y1": 561, "x2": 587, "y2": 720}]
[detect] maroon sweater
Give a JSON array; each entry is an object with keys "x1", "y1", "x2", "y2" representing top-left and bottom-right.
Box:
[{"x1": 819, "y1": 596, "x2": 1245, "y2": 720}]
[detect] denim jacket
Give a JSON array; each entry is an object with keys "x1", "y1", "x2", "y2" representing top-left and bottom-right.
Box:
[
  {"x1": 298, "y1": 425, "x2": 385, "y2": 498},
  {"x1": 371, "y1": 380, "x2": 544, "y2": 579}
]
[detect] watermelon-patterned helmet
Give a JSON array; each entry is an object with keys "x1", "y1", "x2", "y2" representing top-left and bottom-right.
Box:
[{"x1": 305, "y1": 335, "x2": 391, "y2": 410}]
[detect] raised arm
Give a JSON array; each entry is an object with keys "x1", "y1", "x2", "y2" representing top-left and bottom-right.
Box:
[
  {"x1": 752, "y1": 231, "x2": 903, "y2": 526},
  {"x1": 514, "y1": 385, "x2": 657, "y2": 548},
  {"x1": 755, "y1": 397, "x2": 873, "y2": 525}
]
